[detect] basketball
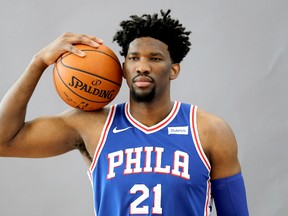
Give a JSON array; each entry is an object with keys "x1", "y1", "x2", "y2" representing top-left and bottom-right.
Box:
[{"x1": 53, "y1": 44, "x2": 123, "y2": 111}]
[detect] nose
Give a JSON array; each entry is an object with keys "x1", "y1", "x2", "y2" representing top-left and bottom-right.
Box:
[{"x1": 136, "y1": 60, "x2": 151, "y2": 74}]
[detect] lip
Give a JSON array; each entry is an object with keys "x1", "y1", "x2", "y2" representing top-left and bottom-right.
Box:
[{"x1": 133, "y1": 76, "x2": 153, "y2": 88}]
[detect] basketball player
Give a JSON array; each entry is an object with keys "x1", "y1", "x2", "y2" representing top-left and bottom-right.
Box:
[{"x1": 0, "y1": 10, "x2": 249, "y2": 215}]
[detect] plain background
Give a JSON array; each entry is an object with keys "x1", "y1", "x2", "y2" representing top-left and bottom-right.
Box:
[{"x1": 0, "y1": 0, "x2": 287, "y2": 215}]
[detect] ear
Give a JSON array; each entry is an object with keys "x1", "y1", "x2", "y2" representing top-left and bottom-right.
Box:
[
  {"x1": 169, "y1": 63, "x2": 180, "y2": 80},
  {"x1": 122, "y1": 62, "x2": 126, "y2": 79}
]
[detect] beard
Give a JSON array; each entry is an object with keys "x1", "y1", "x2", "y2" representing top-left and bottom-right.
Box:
[{"x1": 131, "y1": 86, "x2": 156, "y2": 102}]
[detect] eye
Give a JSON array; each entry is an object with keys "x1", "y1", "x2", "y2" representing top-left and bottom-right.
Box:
[
  {"x1": 128, "y1": 56, "x2": 139, "y2": 61},
  {"x1": 150, "y1": 57, "x2": 162, "y2": 62}
]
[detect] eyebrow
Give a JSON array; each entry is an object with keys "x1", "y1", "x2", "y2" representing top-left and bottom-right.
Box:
[{"x1": 127, "y1": 52, "x2": 165, "y2": 57}]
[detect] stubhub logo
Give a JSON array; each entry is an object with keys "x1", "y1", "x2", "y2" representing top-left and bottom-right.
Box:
[{"x1": 168, "y1": 126, "x2": 189, "y2": 135}]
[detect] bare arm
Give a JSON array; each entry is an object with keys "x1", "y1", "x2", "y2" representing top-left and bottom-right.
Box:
[
  {"x1": 0, "y1": 32, "x2": 103, "y2": 158},
  {"x1": 198, "y1": 110, "x2": 249, "y2": 214},
  {"x1": 198, "y1": 109, "x2": 241, "y2": 180}
]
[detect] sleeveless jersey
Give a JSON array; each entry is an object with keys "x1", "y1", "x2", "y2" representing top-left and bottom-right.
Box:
[{"x1": 88, "y1": 101, "x2": 212, "y2": 216}]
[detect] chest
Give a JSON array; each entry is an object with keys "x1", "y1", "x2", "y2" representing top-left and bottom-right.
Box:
[
  {"x1": 88, "y1": 103, "x2": 212, "y2": 215},
  {"x1": 95, "y1": 102, "x2": 210, "y2": 183}
]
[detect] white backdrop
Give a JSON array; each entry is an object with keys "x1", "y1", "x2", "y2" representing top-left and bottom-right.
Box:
[{"x1": 0, "y1": 0, "x2": 287, "y2": 215}]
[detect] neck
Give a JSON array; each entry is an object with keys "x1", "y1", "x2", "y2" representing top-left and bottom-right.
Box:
[{"x1": 129, "y1": 99, "x2": 174, "y2": 127}]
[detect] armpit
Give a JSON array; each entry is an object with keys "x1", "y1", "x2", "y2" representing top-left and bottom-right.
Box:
[{"x1": 71, "y1": 138, "x2": 93, "y2": 162}]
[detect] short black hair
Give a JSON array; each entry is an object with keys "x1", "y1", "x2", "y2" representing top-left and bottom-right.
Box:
[{"x1": 113, "y1": 9, "x2": 191, "y2": 63}]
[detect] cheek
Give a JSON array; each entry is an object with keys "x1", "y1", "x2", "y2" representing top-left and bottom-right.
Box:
[
  {"x1": 122, "y1": 62, "x2": 132, "y2": 79},
  {"x1": 122, "y1": 68, "x2": 132, "y2": 87},
  {"x1": 123, "y1": 63, "x2": 135, "y2": 81},
  {"x1": 123, "y1": 68, "x2": 131, "y2": 80}
]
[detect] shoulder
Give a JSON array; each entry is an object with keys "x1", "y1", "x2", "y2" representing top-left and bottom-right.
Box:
[
  {"x1": 59, "y1": 106, "x2": 110, "y2": 127},
  {"x1": 196, "y1": 108, "x2": 241, "y2": 179},
  {"x1": 196, "y1": 108, "x2": 233, "y2": 140},
  {"x1": 58, "y1": 106, "x2": 111, "y2": 159}
]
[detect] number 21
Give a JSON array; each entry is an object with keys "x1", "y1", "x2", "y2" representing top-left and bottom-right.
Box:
[{"x1": 130, "y1": 184, "x2": 162, "y2": 214}]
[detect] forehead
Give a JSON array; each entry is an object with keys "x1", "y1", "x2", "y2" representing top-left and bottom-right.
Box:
[{"x1": 128, "y1": 37, "x2": 169, "y2": 55}]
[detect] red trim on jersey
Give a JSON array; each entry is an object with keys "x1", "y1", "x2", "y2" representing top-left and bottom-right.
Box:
[
  {"x1": 125, "y1": 101, "x2": 181, "y2": 134},
  {"x1": 89, "y1": 105, "x2": 116, "y2": 172},
  {"x1": 191, "y1": 105, "x2": 211, "y2": 171},
  {"x1": 190, "y1": 105, "x2": 212, "y2": 215},
  {"x1": 205, "y1": 181, "x2": 212, "y2": 216}
]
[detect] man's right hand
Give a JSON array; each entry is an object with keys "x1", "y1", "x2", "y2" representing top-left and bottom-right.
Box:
[{"x1": 34, "y1": 32, "x2": 103, "y2": 68}]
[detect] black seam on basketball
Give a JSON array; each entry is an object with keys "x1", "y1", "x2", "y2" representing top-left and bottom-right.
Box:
[
  {"x1": 55, "y1": 63, "x2": 111, "y2": 104},
  {"x1": 60, "y1": 50, "x2": 122, "y2": 87},
  {"x1": 79, "y1": 49, "x2": 121, "y2": 65}
]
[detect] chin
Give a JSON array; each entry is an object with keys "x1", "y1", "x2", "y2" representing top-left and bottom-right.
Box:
[{"x1": 131, "y1": 88, "x2": 156, "y2": 102}]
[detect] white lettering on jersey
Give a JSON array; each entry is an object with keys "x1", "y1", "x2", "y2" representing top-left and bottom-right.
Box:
[
  {"x1": 107, "y1": 150, "x2": 123, "y2": 179},
  {"x1": 106, "y1": 147, "x2": 190, "y2": 180},
  {"x1": 171, "y1": 150, "x2": 190, "y2": 179},
  {"x1": 154, "y1": 147, "x2": 170, "y2": 174},
  {"x1": 124, "y1": 147, "x2": 143, "y2": 174},
  {"x1": 143, "y1": 147, "x2": 153, "y2": 172}
]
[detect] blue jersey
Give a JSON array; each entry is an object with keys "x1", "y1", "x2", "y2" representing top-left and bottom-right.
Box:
[{"x1": 88, "y1": 102, "x2": 212, "y2": 216}]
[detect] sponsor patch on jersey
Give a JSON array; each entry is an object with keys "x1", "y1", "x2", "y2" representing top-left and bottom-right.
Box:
[{"x1": 168, "y1": 126, "x2": 189, "y2": 135}]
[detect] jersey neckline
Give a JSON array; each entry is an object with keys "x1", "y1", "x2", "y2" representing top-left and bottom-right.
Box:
[{"x1": 124, "y1": 101, "x2": 181, "y2": 134}]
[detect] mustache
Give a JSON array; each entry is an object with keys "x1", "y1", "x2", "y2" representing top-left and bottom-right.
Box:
[{"x1": 132, "y1": 74, "x2": 154, "y2": 82}]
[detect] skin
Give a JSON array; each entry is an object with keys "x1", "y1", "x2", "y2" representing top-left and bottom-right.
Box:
[{"x1": 0, "y1": 32, "x2": 241, "y2": 180}]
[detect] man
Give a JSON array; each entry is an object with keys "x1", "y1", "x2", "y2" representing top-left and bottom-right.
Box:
[{"x1": 0, "y1": 10, "x2": 249, "y2": 215}]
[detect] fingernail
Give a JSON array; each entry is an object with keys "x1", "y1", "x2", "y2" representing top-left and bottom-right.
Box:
[
  {"x1": 79, "y1": 51, "x2": 86, "y2": 57},
  {"x1": 91, "y1": 41, "x2": 100, "y2": 47}
]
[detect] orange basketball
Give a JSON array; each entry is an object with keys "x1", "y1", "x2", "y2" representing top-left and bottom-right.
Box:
[{"x1": 53, "y1": 44, "x2": 123, "y2": 111}]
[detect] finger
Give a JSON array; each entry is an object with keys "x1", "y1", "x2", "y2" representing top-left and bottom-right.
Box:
[
  {"x1": 83, "y1": 34, "x2": 104, "y2": 45},
  {"x1": 68, "y1": 45, "x2": 86, "y2": 57},
  {"x1": 68, "y1": 33, "x2": 104, "y2": 48}
]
